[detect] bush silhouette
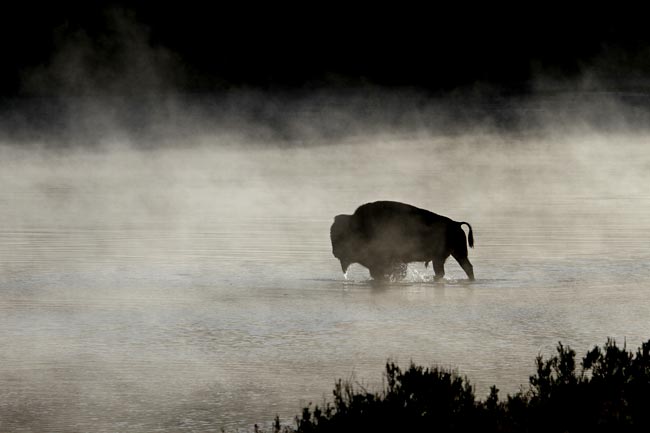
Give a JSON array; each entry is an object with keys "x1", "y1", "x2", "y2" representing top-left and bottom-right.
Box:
[{"x1": 260, "y1": 338, "x2": 650, "y2": 433}]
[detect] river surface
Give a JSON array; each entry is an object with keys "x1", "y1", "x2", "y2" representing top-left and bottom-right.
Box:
[{"x1": 1, "y1": 132, "x2": 650, "y2": 432}]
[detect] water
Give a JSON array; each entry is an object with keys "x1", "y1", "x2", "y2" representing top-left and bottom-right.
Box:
[{"x1": 1, "y1": 132, "x2": 650, "y2": 432}]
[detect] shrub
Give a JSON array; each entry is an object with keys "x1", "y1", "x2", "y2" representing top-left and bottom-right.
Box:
[{"x1": 269, "y1": 338, "x2": 650, "y2": 433}]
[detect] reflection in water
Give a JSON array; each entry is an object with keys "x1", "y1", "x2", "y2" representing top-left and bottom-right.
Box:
[{"x1": 1, "y1": 133, "x2": 650, "y2": 431}]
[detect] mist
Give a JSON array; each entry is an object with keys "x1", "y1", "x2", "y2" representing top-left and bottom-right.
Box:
[
  {"x1": 3, "y1": 107, "x2": 650, "y2": 430},
  {"x1": 2, "y1": 7, "x2": 650, "y2": 432}
]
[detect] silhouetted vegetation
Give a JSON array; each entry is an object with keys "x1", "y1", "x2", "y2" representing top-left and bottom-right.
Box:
[{"x1": 259, "y1": 338, "x2": 650, "y2": 433}]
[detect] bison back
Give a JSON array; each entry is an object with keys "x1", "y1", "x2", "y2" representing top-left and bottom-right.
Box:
[{"x1": 351, "y1": 201, "x2": 449, "y2": 259}]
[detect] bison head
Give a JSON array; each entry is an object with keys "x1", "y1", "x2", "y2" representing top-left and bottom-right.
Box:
[{"x1": 330, "y1": 214, "x2": 358, "y2": 274}]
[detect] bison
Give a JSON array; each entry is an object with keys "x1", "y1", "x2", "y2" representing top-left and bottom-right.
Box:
[{"x1": 330, "y1": 201, "x2": 474, "y2": 281}]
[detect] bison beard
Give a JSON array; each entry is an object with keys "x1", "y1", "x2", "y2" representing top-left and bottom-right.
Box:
[{"x1": 330, "y1": 201, "x2": 475, "y2": 281}]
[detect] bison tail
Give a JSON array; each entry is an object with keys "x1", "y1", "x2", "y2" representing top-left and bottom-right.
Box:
[{"x1": 459, "y1": 222, "x2": 474, "y2": 248}]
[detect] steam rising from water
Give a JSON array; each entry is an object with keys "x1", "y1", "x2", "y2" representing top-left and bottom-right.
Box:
[
  {"x1": 3, "y1": 8, "x2": 650, "y2": 431},
  {"x1": 2, "y1": 107, "x2": 650, "y2": 431}
]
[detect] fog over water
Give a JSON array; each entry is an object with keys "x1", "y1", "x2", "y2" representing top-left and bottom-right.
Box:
[{"x1": 1, "y1": 94, "x2": 650, "y2": 431}]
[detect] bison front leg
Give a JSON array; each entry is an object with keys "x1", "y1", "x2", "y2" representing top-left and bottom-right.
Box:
[
  {"x1": 388, "y1": 262, "x2": 407, "y2": 281},
  {"x1": 369, "y1": 265, "x2": 387, "y2": 281},
  {"x1": 368, "y1": 261, "x2": 405, "y2": 281}
]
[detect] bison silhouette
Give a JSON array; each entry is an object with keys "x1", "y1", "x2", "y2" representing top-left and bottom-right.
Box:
[{"x1": 330, "y1": 201, "x2": 474, "y2": 281}]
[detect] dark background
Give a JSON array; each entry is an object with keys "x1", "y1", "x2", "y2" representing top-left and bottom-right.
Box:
[{"x1": 2, "y1": 2, "x2": 649, "y2": 97}]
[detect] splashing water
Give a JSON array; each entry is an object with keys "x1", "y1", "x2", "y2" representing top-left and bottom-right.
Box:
[{"x1": 409, "y1": 267, "x2": 428, "y2": 282}]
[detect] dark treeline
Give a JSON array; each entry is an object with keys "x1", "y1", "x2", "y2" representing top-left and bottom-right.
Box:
[
  {"x1": 3, "y1": 4, "x2": 650, "y2": 97},
  {"x1": 258, "y1": 338, "x2": 650, "y2": 433}
]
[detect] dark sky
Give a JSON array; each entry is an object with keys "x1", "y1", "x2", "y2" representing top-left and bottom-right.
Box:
[{"x1": 2, "y1": 2, "x2": 649, "y2": 96}]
